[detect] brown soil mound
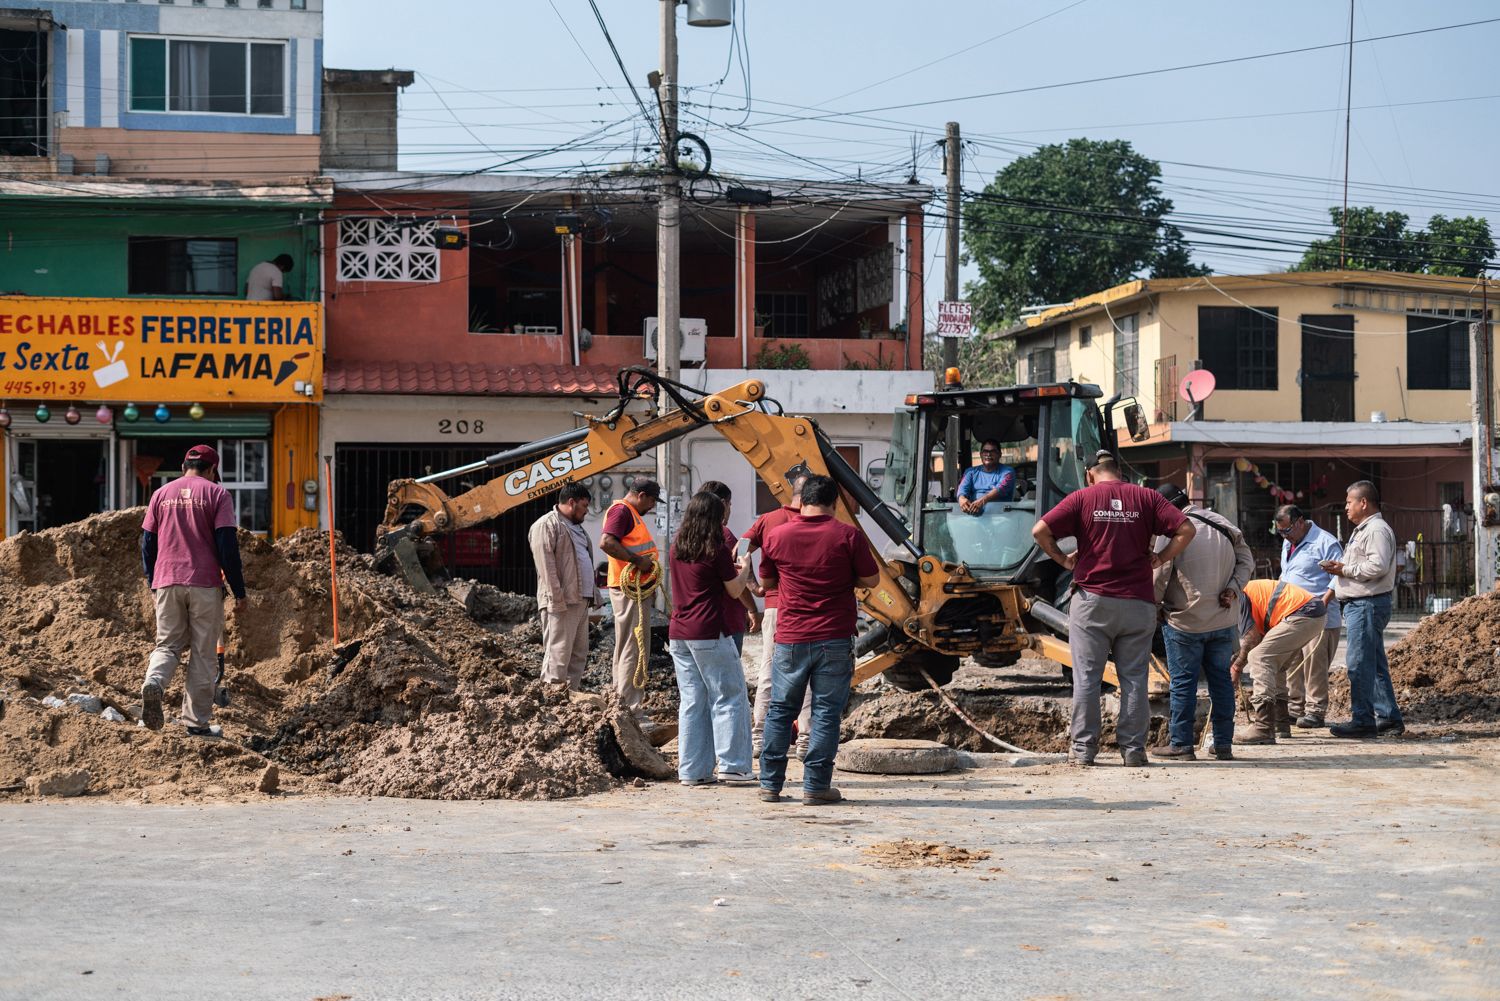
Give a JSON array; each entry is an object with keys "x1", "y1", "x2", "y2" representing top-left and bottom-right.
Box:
[
  {"x1": 0, "y1": 511, "x2": 623, "y2": 801},
  {"x1": 1383, "y1": 592, "x2": 1500, "y2": 722}
]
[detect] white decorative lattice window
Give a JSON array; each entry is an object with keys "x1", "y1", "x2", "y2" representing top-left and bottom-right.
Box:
[{"x1": 337, "y1": 217, "x2": 440, "y2": 283}]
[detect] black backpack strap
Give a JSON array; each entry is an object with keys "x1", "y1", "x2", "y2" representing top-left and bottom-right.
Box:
[{"x1": 1187, "y1": 511, "x2": 1236, "y2": 545}]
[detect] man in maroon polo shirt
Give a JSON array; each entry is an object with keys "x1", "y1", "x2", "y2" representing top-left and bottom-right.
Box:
[
  {"x1": 1032, "y1": 451, "x2": 1195, "y2": 767},
  {"x1": 757, "y1": 475, "x2": 881, "y2": 805}
]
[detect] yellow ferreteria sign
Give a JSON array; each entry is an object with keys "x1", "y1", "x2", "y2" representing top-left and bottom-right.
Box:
[{"x1": 0, "y1": 297, "x2": 322, "y2": 403}]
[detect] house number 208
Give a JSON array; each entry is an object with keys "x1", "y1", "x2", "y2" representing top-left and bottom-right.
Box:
[{"x1": 438, "y1": 419, "x2": 485, "y2": 434}]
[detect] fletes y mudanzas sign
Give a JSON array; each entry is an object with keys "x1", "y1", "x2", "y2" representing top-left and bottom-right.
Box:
[{"x1": 0, "y1": 297, "x2": 322, "y2": 403}]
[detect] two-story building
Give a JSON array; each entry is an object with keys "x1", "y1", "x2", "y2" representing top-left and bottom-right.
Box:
[
  {"x1": 1004, "y1": 270, "x2": 1497, "y2": 607},
  {"x1": 318, "y1": 170, "x2": 935, "y2": 591},
  {"x1": 0, "y1": 0, "x2": 327, "y2": 539}
]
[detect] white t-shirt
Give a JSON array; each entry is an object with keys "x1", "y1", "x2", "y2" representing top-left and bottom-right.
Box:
[{"x1": 246, "y1": 260, "x2": 285, "y2": 300}]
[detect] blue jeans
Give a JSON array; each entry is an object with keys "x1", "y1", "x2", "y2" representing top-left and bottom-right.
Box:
[
  {"x1": 1342, "y1": 593, "x2": 1403, "y2": 727},
  {"x1": 1161, "y1": 624, "x2": 1237, "y2": 749},
  {"x1": 669, "y1": 637, "x2": 753, "y2": 781},
  {"x1": 761, "y1": 638, "x2": 853, "y2": 793}
]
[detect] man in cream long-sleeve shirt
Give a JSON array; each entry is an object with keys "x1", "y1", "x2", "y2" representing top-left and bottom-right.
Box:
[
  {"x1": 1150, "y1": 483, "x2": 1254, "y2": 760},
  {"x1": 1321, "y1": 480, "x2": 1404, "y2": 739}
]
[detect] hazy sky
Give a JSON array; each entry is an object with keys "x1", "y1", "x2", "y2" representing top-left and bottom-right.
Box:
[{"x1": 324, "y1": 1, "x2": 1500, "y2": 280}]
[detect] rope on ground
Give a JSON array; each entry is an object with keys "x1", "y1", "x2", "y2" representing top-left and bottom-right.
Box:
[
  {"x1": 618, "y1": 558, "x2": 662, "y2": 691},
  {"x1": 917, "y1": 667, "x2": 1035, "y2": 755}
]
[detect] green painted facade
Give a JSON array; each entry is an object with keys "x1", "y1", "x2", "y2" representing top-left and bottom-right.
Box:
[{"x1": 0, "y1": 199, "x2": 321, "y2": 300}]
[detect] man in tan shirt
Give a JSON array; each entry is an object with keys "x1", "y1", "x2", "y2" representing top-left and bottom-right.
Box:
[
  {"x1": 528, "y1": 482, "x2": 597, "y2": 690},
  {"x1": 1150, "y1": 483, "x2": 1254, "y2": 760},
  {"x1": 1322, "y1": 480, "x2": 1404, "y2": 739}
]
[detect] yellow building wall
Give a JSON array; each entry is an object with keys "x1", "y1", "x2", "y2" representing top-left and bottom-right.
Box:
[{"x1": 1035, "y1": 284, "x2": 1485, "y2": 425}]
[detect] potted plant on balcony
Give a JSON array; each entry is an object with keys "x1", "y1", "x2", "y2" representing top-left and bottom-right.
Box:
[{"x1": 753, "y1": 310, "x2": 771, "y2": 338}]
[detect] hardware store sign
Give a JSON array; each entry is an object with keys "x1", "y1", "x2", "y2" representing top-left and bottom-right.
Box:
[{"x1": 0, "y1": 298, "x2": 322, "y2": 403}]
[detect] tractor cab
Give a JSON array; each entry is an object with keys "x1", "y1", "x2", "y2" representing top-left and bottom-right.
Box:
[{"x1": 881, "y1": 380, "x2": 1114, "y2": 584}]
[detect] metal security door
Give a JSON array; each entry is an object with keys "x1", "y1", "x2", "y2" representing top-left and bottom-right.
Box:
[{"x1": 1301, "y1": 315, "x2": 1355, "y2": 421}]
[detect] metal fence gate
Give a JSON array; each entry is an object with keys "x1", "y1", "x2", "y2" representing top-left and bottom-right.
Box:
[{"x1": 334, "y1": 442, "x2": 552, "y2": 595}]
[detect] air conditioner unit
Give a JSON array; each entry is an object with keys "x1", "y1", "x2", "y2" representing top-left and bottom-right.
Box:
[{"x1": 643, "y1": 317, "x2": 707, "y2": 364}]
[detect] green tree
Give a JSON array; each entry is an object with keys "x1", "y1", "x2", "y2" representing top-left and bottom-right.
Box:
[
  {"x1": 1295, "y1": 208, "x2": 1494, "y2": 276},
  {"x1": 924, "y1": 332, "x2": 1016, "y2": 387},
  {"x1": 961, "y1": 139, "x2": 1207, "y2": 329},
  {"x1": 1421, "y1": 214, "x2": 1495, "y2": 277}
]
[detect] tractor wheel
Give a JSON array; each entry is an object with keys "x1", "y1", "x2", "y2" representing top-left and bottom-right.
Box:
[{"x1": 882, "y1": 651, "x2": 959, "y2": 692}]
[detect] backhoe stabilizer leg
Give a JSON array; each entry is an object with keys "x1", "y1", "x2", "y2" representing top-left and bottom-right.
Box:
[{"x1": 389, "y1": 536, "x2": 436, "y2": 595}]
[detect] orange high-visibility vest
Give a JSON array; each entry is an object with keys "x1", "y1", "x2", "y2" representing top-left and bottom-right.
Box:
[
  {"x1": 1244, "y1": 578, "x2": 1317, "y2": 633},
  {"x1": 604, "y1": 499, "x2": 658, "y2": 588}
]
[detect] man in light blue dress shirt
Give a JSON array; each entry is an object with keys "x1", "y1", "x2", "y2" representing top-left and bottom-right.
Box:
[{"x1": 1276, "y1": 504, "x2": 1342, "y2": 729}]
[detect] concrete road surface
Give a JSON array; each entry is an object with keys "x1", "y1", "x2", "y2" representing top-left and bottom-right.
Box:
[{"x1": 1, "y1": 737, "x2": 1496, "y2": 1001}]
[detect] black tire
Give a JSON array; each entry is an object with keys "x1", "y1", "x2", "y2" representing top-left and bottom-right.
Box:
[
  {"x1": 883, "y1": 651, "x2": 959, "y2": 692},
  {"x1": 974, "y1": 648, "x2": 1023, "y2": 669}
]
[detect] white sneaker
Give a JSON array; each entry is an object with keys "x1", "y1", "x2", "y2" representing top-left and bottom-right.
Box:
[
  {"x1": 718, "y1": 771, "x2": 756, "y2": 786},
  {"x1": 680, "y1": 776, "x2": 716, "y2": 787}
]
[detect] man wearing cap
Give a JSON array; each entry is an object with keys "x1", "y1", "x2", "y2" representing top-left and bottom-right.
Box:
[
  {"x1": 139, "y1": 445, "x2": 247, "y2": 736},
  {"x1": 1150, "y1": 483, "x2": 1254, "y2": 761},
  {"x1": 600, "y1": 478, "x2": 662, "y2": 725},
  {"x1": 1033, "y1": 452, "x2": 1195, "y2": 767}
]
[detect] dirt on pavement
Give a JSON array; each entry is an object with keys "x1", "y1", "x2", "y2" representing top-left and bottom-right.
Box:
[{"x1": 0, "y1": 510, "x2": 636, "y2": 801}]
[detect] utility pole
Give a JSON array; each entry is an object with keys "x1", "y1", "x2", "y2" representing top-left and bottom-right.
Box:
[
  {"x1": 942, "y1": 121, "x2": 962, "y2": 489},
  {"x1": 655, "y1": 0, "x2": 681, "y2": 548},
  {"x1": 942, "y1": 121, "x2": 961, "y2": 371},
  {"x1": 1473, "y1": 278, "x2": 1498, "y2": 594}
]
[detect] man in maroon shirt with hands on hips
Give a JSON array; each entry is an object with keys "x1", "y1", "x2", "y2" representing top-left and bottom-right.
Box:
[
  {"x1": 1032, "y1": 451, "x2": 1195, "y2": 767},
  {"x1": 757, "y1": 475, "x2": 881, "y2": 805}
]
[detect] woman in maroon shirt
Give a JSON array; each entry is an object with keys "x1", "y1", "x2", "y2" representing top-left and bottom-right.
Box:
[{"x1": 669, "y1": 491, "x2": 755, "y2": 786}]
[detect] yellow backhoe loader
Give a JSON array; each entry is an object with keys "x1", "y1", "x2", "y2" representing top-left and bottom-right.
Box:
[{"x1": 378, "y1": 367, "x2": 1164, "y2": 694}]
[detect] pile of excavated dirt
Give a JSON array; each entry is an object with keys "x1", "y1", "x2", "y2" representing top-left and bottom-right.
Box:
[
  {"x1": 1363, "y1": 592, "x2": 1500, "y2": 723},
  {"x1": 860, "y1": 839, "x2": 993, "y2": 869},
  {"x1": 0, "y1": 511, "x2": 648, "y2": 801}
]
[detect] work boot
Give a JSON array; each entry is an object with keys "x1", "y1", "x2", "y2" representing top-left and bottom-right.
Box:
[
  {"x1": 802, "y1": 787, "x2": 843, "y2": 805},
  {"x1": 1211, "y1": 746, "x2": 1234, "y2": 761},
  {"x1": 140, "y1": 681, "x2": 164, "y2": 732},
  {"x1": 1151, "y1": 744, "x2": 1196, "y2": 760},
  {"x1": 1329, "y1": 720, "x2": 1377, "y2": 739},
  {"x1": 1376, "y1": 719, "x2": 1407, "y2": 737},
  {"x1": 1068, "y1": 748, "x2": 1096, "y2": 767},
  {"x1": 1233, "y1": 700, "x2": 1277, "y2": 745},
  {"x1": 758, "y1": 788, "x2": 781, "y2": 803},
  {"x1": 1121, "y1": 749, "x2": 1149, "y2": 767},
  {"x1": 1295, "y1": 714, "x2": 1325, "y2": 729},
  {"x1": 1275, "y1": 697, "x2": 1292, "y2": 738}
]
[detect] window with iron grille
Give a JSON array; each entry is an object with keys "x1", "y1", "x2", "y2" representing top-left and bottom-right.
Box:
[
  {"x1": 1113, "y1": 313, "x2": 1139, "y2": 396},
  {"x1": 1406, "y1": 314, "x2": 1470, "y2": 390},
  {"x1": 754, "y1": 292, "x2": 809, "y2": 338},
  {"x1": 1029, "y1": 347, "x2": 1055, "y2": 383},
  {"x1": 1198, "y1": 306, "x2": 1278, "y2": 390},
  {"x1": 337, "y1": 217, "x2": 440, "y2": 283}
]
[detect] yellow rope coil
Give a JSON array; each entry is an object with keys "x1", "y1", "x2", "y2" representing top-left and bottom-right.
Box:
[{"x1": 617, "y1": 558, "x2": 662, "y2": 691}]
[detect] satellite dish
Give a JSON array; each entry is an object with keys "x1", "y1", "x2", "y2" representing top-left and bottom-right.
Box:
[{"x1": 1179, "y1": 369, "x2": 1217, "y2": 404}]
